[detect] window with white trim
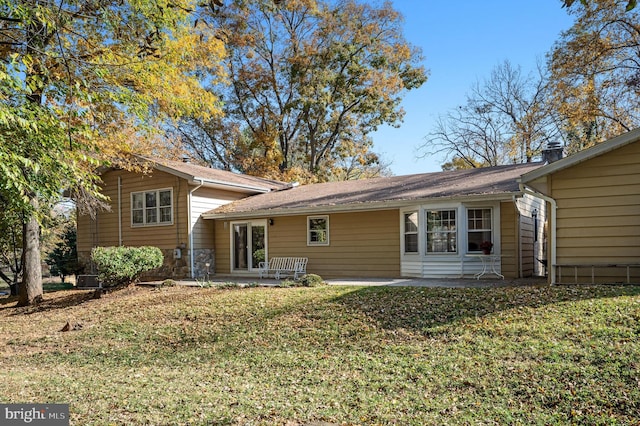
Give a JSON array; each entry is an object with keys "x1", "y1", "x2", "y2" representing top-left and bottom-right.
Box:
[
  {"x1": 131, "y1": 189, "x2": 173, "y2": 226},
  {"x1": 426, "y1": 209, "x2": 457, "y2": 253},
  {"x1": 467, "y1": 208, "x2": 492, "y2": 252},
  {"x1": 403, "y1": 211, "x2": 419, "y2": 253},
  {"x1": 307, "y1": 215, "x2": 329, "y2": 245}
]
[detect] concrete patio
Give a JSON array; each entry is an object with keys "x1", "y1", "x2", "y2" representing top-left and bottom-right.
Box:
[{"x1": 145, "y1": 276, "x2": 548, "y2": 289}]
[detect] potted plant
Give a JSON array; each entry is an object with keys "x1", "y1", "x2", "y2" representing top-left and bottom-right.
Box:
[{"x1": 479, "y1": 240, "x2": 493, "y2": 255}]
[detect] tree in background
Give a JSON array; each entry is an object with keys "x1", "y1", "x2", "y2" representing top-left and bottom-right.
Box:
[
  {"x1": 421, "y1": 61, "x2": 560, "y2": 169},
  {"x1": 46, "y1": 224, "x2": 80, "y2": 284},
  {"x1": 563, "y1": 0, "x2": 636, "y2": 11},
  {"x1": 176, "y1": 0, "x2": 426, "y2": 182},
  {"x1": 0, "y1": 194, "x2": 23, "y2": 295},
  {"x1": 0, "y1": 195, "x2": 73, "y2": 294},
  {"x1": 0, "y1": 0, "x2": 225, "y2": 305},
  {"x1": 550, "y1": 0, "x2": 640, "y2": 152}
]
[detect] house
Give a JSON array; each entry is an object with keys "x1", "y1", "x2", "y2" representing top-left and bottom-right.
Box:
[
  {"x1": 76, "y1": 158, "x2": 290, "y2": 279},
  {"x1": 78, "y1": 129, "x2": 640, "y2": 283},
  {"x1": 202, "y1": 162, "x2": 547, "y2": 279},
  {"x1": 520, "y1": 128, "x2": 640, "y2": 284},
  {"x1": 77, "y1": 158, "x2": 548, "y2": 280}
]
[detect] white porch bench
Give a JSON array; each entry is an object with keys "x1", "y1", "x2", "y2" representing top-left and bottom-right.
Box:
[{"x1": 258, "y1": 257, "x2": 308, "y2": 280}]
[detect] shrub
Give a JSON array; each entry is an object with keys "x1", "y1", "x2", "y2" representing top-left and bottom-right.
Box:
[
  {"x1": 298, "y1": 274, "x2": 325, "y2": 287},
  {"x1": 196, "y1": 279, "x2": 213, "y2": 288},
  {"x1": 161, "y1": 279, "x2": 177, "y2": 287},
  {"x1": 91, "y1": 246, "x2": 164, "y2": 288},
  {"x1": 217, "y1": 282, "x2": 241, "y2": 290}
]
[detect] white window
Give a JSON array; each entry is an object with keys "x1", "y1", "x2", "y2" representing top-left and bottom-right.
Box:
[
  {"x1": 426, "y1": 209, "x2": 457, "y2": 253},
  {"x1": 403, "y1": 211, "x2": 419, "y2": 254},
  {"x1": 131, "y1": 189, "x2": 173, "y2": 226},
  {"x1": 467, "y1": 208, "x2": 492, "y2": 252},
  {"x1": 307, "y1": 215, "x2": 329, "y2": 246}
]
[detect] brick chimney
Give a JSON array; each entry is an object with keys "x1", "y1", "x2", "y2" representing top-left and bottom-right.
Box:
[{"x1": 542, "y1": 141, "x2": 564, "y2": 164}]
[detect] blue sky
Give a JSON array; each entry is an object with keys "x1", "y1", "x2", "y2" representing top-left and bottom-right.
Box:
[{"x1": 372, "y1": 0, "x2": 575, "y2": 175}]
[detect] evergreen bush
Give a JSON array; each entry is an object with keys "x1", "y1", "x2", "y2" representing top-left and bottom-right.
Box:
[
  {"x1": 299, "y1": 274, "x2": 325, "y2": 287},
  {"x1": 91, "y1": 246, "x2": 163, "y2": 288}
]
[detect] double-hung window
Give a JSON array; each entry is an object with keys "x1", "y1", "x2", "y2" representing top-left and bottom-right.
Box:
[
  {"x1": 403, "y1": 212, "x2": 419, "y2": 253},
  {"x1": 132, "y1": 189, "x2": 173, "y2": 226},
  {"x1": 426, "y1": 209, "x2": 457, "y2": 253},
  {"x1": 308, "y1": 215, "x2": 329, "y2": 245},
  {"x1": 467, "y1": 208, "x2": 492, "y2": 252}
]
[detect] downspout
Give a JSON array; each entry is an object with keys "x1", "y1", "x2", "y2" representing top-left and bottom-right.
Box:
[
  {"x1": 519, "y1": 183, "x2": 558, "y2": 284},
  {"x1": 512, "y1": 195, "x2": 522, "y2": 278},
  {"x1": 118, "y1": 176, "x2": 122, "y2": 246},
  {"x1": 188, "y1": 179, "x2": 204, "y2": 279}
]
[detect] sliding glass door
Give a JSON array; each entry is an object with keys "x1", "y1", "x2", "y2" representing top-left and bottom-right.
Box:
[{"x1": 232, "y1": 221, "x2": 267, "y2": 272}]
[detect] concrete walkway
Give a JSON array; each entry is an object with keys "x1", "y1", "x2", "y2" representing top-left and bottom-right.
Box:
[
  {"x1": 148, "y1": 276, "x2": 547, "y2": 289},
  {"x1": 325, "y1": 277, "x2": 546, "y2": 288}
]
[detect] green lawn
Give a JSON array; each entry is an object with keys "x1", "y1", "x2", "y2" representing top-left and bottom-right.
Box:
[{"x1": 1, "y1": 283, "x2": 638, "y2": 425}]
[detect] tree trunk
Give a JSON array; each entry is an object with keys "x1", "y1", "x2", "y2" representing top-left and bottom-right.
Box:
[
  {"x1": 17, "y1": 209, "x2": 43, "y2": 306},
  {"x1": 16, "y1": 15, "x2": 47, "y2": 307}
]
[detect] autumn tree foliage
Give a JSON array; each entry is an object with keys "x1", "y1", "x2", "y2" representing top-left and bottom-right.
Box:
[
  {"x1": 550, "y1": 0, "x2": 640, "y2": 152},
  {"x1": 0, "y1": 0, "x2": 225, "y2": 305},
  {"x1": 563, "y1": 0, "x2": 637, "y2": 11},
  {"x1": 177, "y1": 0, "x2": 427, "y2": 182}
]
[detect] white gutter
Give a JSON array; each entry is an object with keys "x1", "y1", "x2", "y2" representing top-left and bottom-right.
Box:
[
  {"x1": 519, "y1": 183, "x2": 557, "y2": 284},
  {"x1": 512, "y1": 195, "x2": 522, "y2": 278},
  {"x1": 202, "y1": 192, "x2": 518, "y2": 220},
  {"x1": 118, "y1": 176, "x2": 123, "y2": 246},
  {"x1": 188, "y1": 178, "x2": 272, "y2": 194},
  {"x1": 188, "y1": 179, "x2": 204, "y2": 279}
]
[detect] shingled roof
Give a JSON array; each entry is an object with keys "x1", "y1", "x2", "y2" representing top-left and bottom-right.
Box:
[
  {"x1": 203, "y1": 162, "x2": 543, "y2": 218},
  {"x1": 141, "y1": 157, "x2": 290, "y2": 193}
]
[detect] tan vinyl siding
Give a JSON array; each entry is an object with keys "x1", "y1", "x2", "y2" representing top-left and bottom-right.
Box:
[
  {"x1": 76, "y1": 212, "x2": 94, "y2": 253},
  {"x1": 77, "y1": 170, "x2": 250, "y2": 254},
  {"x1": 213, "y1": 210, "x2": 400, "y2": 278},
  {"x1": 500, "y1": 201, "x2": 518, "y2": 279},
  {"x1": 213, "y1": 219, "x2": 231, "y2": 274},
  {"x1": 551, "y1": 140, "x2": 640, "y2": 283},
  {"x1": 122, "y1": 169, "x2": 188, "y2": 248},
  {"x1": 77, "y1": 169, "x2": 189, "y2": 253}
]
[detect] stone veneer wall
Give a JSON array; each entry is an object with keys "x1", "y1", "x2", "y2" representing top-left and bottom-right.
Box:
[{"x1": 192, "y1": 249, "x2": 214, "y2": 280}]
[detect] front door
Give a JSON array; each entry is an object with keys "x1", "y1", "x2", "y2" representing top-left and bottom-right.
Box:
[{"x1": 232, "y1": 221, "x2": 267, "y2": 272}]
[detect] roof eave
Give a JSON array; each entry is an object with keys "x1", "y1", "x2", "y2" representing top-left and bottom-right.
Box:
[
  {"x1": 151, "y1": 162, "x2": 274, "y2": 194},
  {"x1": 202, "y1": 192, "x2": 519, "y2": 220},
  {"x1": 520, "y1": 128, "x2": 640, "y2": 183},
  {"x1": 188, "y1": 178, "x2": 272, "y2": 194}
]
